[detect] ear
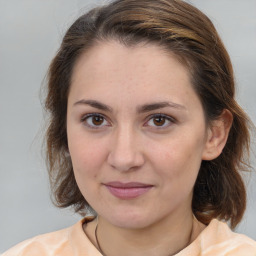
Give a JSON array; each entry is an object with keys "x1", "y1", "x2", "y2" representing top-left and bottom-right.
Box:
[
  {"x1": 202, "y1": 109, "x2": 233, "y2": 160},
  {"x1": 64, "y1": 144, "x2": 71, "y2": 157}
]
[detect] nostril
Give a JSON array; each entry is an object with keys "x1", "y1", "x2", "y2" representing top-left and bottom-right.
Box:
[
  {"x1": 107, "y1": 149, "x2": 145, "y2": 172},
  {"x1": 107, "y1": 128, "x2": 145, "y2": 171}
]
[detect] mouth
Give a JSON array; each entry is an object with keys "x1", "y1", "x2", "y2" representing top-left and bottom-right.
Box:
[{"x1": 103, "y1": 181, "x2": 153, "y2": 200}]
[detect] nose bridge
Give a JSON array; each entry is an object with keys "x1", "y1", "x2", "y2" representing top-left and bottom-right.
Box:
[{"x1": 107, "y1": 123, "x2": 144, "y2": 171}]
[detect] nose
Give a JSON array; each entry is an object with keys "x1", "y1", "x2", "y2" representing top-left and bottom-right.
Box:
[{"x1": 107, "y1": 126, "x2": 145, "y2": 172}]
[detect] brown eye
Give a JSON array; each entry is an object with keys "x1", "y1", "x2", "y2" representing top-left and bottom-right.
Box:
[
  {"x1": 153, "y1": 116, "x2": 166, "y2": 126},
  {"x1": 82, "y1": 114, "x2": 109, "y2": 128},
  {"x1": 146, "y1": 114, "x2": 174, "y2": 128},
  {"x1": 92, "y1": 115, "x2": 104, "y2": 126}
]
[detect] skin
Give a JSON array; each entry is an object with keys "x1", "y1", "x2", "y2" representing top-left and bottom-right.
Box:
[{"x1": 66, "y1": 41, "x2": 231, "y2": 256}]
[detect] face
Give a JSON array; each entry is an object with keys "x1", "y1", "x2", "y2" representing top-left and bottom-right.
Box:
[{"x1": 67, "y1": 41, "x2": 210, "y2": 229}]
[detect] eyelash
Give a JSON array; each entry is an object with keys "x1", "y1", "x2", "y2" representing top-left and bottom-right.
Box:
[
  {"x1": 144, "y1": 114, "x2": 176, "y2": 128},
  {"x1": 81, "y1": 113, "x2": 110, "y2": 129},
  {"x1": 80, "y1": 113, "x2": 176, "y2": 129}
]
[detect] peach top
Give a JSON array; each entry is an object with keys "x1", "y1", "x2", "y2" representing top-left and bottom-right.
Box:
[{"x1": 3, "y1": 218, "x2": 256, "y2": 256}]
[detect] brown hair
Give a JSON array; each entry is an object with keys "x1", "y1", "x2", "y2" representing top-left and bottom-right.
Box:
[{"x1": 45, "y1": 0, "x2": 252, "y2": 228}]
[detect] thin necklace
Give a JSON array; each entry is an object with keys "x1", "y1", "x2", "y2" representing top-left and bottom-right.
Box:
[
  {"x1": 94, "y1": 216, "x2": 196, "y2": 256},
  {"x1": 95, "y1": 218, "x2": 106, "y2": 256}
]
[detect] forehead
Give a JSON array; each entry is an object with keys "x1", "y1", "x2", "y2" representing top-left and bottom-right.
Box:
[
  {"x1": 69, "y1": 40, "x2": 200, "y2": 111},
  {"x1": 72, "y1": 41, "x2": 190, "y2": 83},
  {"x1": 71, "y1": 40, "x2": 190, "y2": 79}
]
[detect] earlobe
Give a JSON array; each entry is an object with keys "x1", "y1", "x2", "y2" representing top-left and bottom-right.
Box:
[
  {"x1": 202, "y1": 109, "x2": 233, "y2": 160},
  {"x1": 64, "y1": 145, "x2": 71, "y2": 157}
]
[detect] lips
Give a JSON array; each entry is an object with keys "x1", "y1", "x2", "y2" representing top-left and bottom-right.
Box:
[{"x1": 104, "y1": 182, "x2": 153, "y2": 199}]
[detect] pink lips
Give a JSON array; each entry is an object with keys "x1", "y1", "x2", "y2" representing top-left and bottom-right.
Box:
[{"x1": 104, "y1": 182, "x2": 153, "y2": 199}]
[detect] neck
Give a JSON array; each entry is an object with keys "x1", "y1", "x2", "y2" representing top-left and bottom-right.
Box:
[{"x1": 90, "y1": 211, "x2": 201, "y2": 256}]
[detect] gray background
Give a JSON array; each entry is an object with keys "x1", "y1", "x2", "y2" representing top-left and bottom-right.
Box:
[{"x1": 0, "y1": 0, "x2": 255, "y2": 253}]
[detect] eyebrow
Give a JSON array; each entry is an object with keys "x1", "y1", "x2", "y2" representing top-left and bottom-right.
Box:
[
  {"x1": 73, "y1": 99, "x2": 113, "y2": 112},
  {"x1": 73, "y1": 99, "x2": 186, "y2": 113},
  {"x1": 137, "y1": 102, "x2": 186, "y2": 113}
]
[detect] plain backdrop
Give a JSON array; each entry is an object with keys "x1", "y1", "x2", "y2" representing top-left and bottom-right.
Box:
[{"x1": 0, "y1": 0, "x2": 256, "y2": 253}]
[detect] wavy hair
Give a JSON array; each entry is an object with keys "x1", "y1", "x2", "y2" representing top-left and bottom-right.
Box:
[{"x1": 45, "y1": 0, "x2": 252, "y2": 228}]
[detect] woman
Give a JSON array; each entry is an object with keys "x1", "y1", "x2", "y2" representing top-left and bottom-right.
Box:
[{"x1": 3, "y1": 0, "x2": 256, "y2": 255}]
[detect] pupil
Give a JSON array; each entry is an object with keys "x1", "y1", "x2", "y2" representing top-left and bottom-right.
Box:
[
  {"x1": 93, "y1": 116, "x2": 103, "y2": 125},
  {"x1": 154, "y1": 117, "x2": 165, "y2": 126}
]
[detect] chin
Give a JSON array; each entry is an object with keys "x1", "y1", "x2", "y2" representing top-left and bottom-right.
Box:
[{"x1": 103, "y1": 209, "x2": 156, "y2": 230}]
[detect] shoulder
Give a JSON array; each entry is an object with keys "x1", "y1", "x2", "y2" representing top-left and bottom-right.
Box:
[
  {"x1": 200, "y1": 219, "x2": 256, "y2": 256},
  {"x1": 2, "y1": 216, "x2": 102, "y2": 256},
  {"x1": 2, "y1": 219, "x2": 84, "y2": 256},
  {"x1": 178, "y1": 218, "x2": 256, "y2": 256},
  {"x1": 2, "y1": 228, "x2": 71, "y2": 256}
]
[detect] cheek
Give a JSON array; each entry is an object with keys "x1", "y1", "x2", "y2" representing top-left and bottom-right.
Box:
[
  {"x1": 149, "y1": 134, "x2": 204, "y2": 180},
  {"x1": 68, "y1": 136, "x2": 108, "y2": 200},
  {"x1": 68, "y1": 133, "x2": 107, "y2": 178}
]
